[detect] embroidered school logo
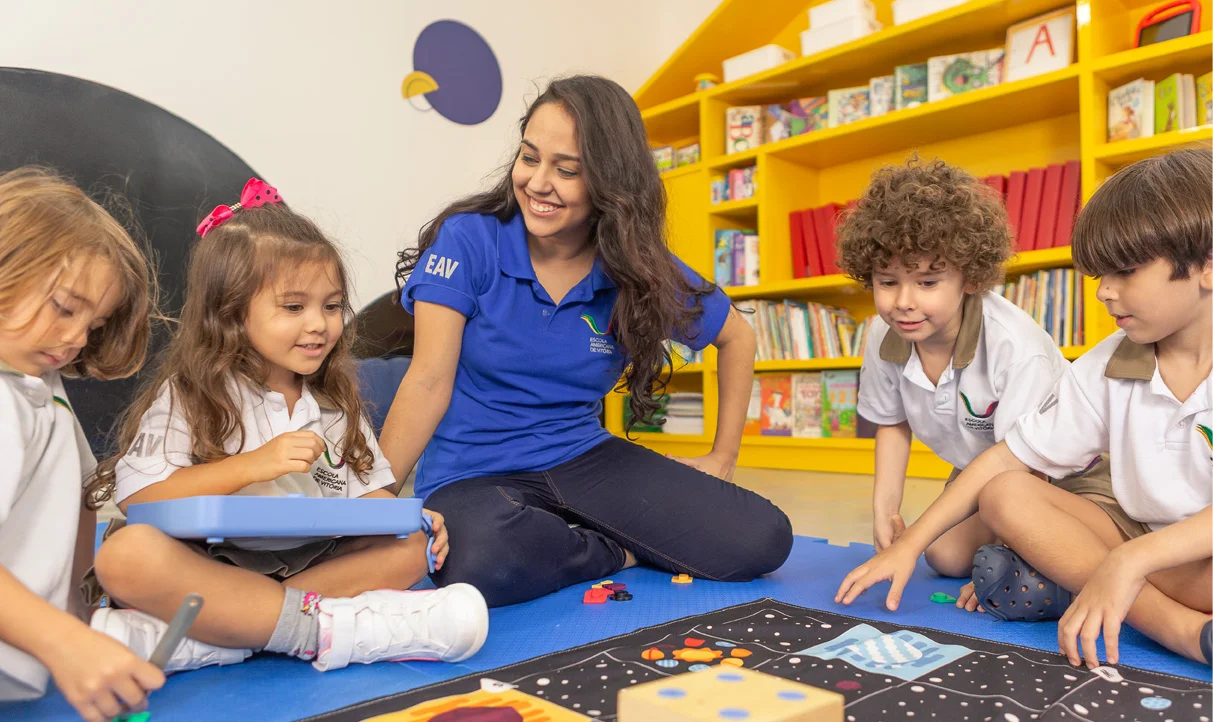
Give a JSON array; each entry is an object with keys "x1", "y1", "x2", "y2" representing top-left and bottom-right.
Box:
[
  {"x1": 581, "y1": 314, "x2": 608, "y2": 335},
  {"x1": 323, "y1": 445, "x2": 345, "y2": 469},
  {"x1": 582, "y1": 314, "x2": 616, "y2": 355},
  {"x1": 312, "y1": 443, "x2": 347, "y2": 492},
  {"x1": 959, "y1": 391, "x2": 997, "y2": 432},
  {"x1": 52, "y1": 395, "x2": 73, "y2": 414},
  {"x1": 128, "y1": 432, "x2": 163, "y2": 458},
  {"x1": 1038, "y1": 394, "x2": 1058, "y2": 415},
  {"x1": 1197, "y1": 424, "x2": 1213, "y2": 452}
]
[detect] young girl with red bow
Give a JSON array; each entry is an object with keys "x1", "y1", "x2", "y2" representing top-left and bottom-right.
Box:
[{"x1": 87, "y1": 180, "x2": 488, "y2": 677}]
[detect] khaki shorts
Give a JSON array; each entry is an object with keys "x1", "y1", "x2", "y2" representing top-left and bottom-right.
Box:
[
  {"x1": 947, "y1": 455, "x2": 1151, "y2": 543},
  {"x1": 83, "y1": 519, "x2": 351, "y2": 607}
]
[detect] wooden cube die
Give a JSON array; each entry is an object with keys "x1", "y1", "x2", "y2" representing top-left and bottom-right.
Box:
[{"x1": 618, "y1": 666, "x2": 843, "y2": 722}]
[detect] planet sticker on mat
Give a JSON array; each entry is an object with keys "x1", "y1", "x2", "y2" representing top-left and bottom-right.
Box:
[{"x1": 401, "y1": 20, "x2": 502, "y2": 125}]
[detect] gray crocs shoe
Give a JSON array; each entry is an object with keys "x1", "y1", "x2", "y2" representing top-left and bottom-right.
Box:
[
  {"x1": 971, "y1": 544, "x2": 1072, "y2": 621},
  {"x1": 1201, "y1": 620, "x2": 1211, "y2": 664}
]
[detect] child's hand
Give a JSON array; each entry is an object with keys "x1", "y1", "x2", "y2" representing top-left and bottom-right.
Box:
[
  {"x1": 44, "y1": 625, "x2": 164, "y2": 722},
  {"x1": 424, "y1": 508, "x2": 449, "y2": 570},
  {"x1": 665, "y1": 452, "x2": 736, "y2": 482},
  {"x1": 956, "y1": 581, "x2": 985, "y2": 613},
  {"x1": 873, "y1": 511, "x2": 906, "y2": 552},
  {"x1": 1058, "y1": 548, "x2": 1146, "y2": 669},
  {"x1": 835, "y1": 541, "x2": 919, "y2": 611},
  {"x1": 247, "y1": 431, "x2": 326, "y2": 483}
]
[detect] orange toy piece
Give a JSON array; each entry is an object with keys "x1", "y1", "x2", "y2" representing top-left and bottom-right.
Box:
[
  {"x1": 672, "y1": 574, "x2": 693, "y2": 584},
  {"x1": 673, "y1": 647, "x2": 724, "y2": 663},
  {"x1": 641, "y1": 647, "x2": 665, "y2": 660},
  {"x1": 583, "y1": 588, "x2": 609, "y2": 604}
]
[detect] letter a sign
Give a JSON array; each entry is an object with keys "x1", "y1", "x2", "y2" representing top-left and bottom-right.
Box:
[{"x1": 1005, "y1": 8, "x2": 1075, "y2": 82}]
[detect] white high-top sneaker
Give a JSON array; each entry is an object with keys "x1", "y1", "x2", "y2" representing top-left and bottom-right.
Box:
[
  {"x1": 91, "y1": 608, "x2": 252, "y2": 673},
  {"x1": 312, "y1": 583, "x2": 489, "y2": 672}
]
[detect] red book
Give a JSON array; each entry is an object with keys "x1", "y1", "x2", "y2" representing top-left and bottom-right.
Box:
[
  {"x1": 802, "y1": 209, "x2": 824, "y2": 276},
  {"x1": 1035, "y1": 164, "x2": 1065, "y2": 250},
  {"x1": 1005, "y1": 171, "x2": 1028, "y2": 248},
  {"x1": 984, "y1": 175, "x2": 1007, "y2": 199},
  {"x1": 1018, "y1": 168, "x2": 1046, "y2": 252},
  {"x1": 1053, "y1": 160, "x2": 1081, "y2": 248},
  {"x1": 813, "y1": 203, "x2": 842, "y2": 276},
  {"x1": 790, "y1": 212, "x2": 808, "y2": 278}
]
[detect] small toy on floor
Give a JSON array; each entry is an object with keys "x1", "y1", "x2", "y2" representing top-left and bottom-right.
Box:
[
  {"x1": 583, "y1": 588, "x2": 609, "y2": 604},
  {"x1": 612, "y1": 590, "x2": 633, "y2": 602},
  {"x1": 929, "y1": 592, "x2": 957, "y2": 604},
  {"x1": 618, "y1": 666, "x2": 843, "y2": 721},
  {"x1": 672, "y1": 574, "x2": 693, "y2": 584}
]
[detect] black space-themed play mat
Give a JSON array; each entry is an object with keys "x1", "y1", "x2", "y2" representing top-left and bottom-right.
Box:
[{"x1": 307, "y1": 599, "x2": 1212, "y2": 722}]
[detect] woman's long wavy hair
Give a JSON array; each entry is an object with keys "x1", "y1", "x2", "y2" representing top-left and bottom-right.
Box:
[
  {"x1": 395, "y1": 75, "x2": 716, "y2": 430},
  {"x1": 88, "y1": 203, "x2": 374, "y2": 508}
]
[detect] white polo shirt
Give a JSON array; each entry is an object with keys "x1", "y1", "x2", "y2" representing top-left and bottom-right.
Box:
[
  {"x1": 114, "y1": 380, "x2": 395, "y2": 505},
  {"x1": 858, "y1": 292, "x2": 1066, "y2": 469},
  {"x1": 0, "y1": 365, "x2": 95, "y2": 700},
  {"x1": 1006, "y1": 331, "x2": 1212, "y2": 530}
]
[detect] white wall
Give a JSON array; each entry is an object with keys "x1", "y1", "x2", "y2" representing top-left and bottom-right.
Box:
[{"x1": 1, "y1": 0, "x2": 717, "y2": 306}]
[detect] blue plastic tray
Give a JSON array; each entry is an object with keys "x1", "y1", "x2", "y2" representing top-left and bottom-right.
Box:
[{"x1": 125, "y1": 495, "x2": 436, "y2": 572}]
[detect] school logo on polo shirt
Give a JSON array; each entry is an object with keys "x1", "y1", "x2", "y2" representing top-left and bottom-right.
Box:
[
  {"x1": 1198, "y1": 424, "x2": 1213, "y2": 459},
  {"x1": 959, "y1": 391, "x2": 997, "y2": 432},
  {"x1": 311, "y1": 443, "x2": 347, "y2": 492},
  {"x1": 582, "y1": 313, "x2": 616, "y2": 355}
]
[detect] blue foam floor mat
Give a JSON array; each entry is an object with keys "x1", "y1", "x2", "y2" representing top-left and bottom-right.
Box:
[{"x1": 4, "y1": 535, "x2": 1208, "y2": 721}]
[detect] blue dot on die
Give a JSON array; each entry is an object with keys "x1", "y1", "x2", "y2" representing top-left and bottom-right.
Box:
[
  {"x1": 1141, "y1": 697, "x2": 1172, "y2": 710},
  {"x1": 719, "y1": 709, "x2": 751, "y2": 719},
  {"x1": 778, "y1": 690, "x2": 807, "y2": 701},
  {"x1": 659, "y1": 688, "x2": 687, "y2": 699},
  {"x1": 717, "y1": 673, "x2": 745, "y2": 682}
]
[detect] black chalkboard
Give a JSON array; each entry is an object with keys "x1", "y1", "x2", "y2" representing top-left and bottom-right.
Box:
[{"x1": 0, "y1": 67, "x2": 259, "y2": 457}]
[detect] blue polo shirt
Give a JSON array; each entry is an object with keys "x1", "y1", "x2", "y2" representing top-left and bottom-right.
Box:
[{"x1": 401, "y1": 211, "x2": 731, "y2": 499}]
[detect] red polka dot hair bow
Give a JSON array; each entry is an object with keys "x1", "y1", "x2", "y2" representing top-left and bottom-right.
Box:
[{"x1": 196, "y1": 178, "x2": 283, "y2": 237}]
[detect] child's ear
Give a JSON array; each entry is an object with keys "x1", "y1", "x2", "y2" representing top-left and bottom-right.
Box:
[
  {"x1": 1200, "y1": 258, "x2": 1212, "y2": 292},
  {"x1": 963, "y1": 282, "x2": 980, "y2": 295}
]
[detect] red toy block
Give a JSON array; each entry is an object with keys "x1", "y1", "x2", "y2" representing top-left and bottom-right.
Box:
[{"x1": 583, "y1": 588, "x2": 609, "y2": 604}]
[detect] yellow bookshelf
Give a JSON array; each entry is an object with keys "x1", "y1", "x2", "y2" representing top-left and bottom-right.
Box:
[{"x1": 609, "y1": 0, "x2": 1213, "y2": 478}]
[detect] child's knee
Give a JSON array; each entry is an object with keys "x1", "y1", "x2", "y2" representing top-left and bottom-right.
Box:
[
  {"x1": 977, "y1": 471, "x2": 1030, "y2": 531},
  {"x1": 924, "y1": 540, "x2": 977, "y2": 578},
  {"x1": 94, "y1": 523, "x2": 174, "y2": 594}
]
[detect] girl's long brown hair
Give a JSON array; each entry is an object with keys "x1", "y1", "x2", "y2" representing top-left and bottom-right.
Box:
[
  {"x1": 88, "y1": 203, "x2": 373, "y2": 508},
  {"x1": 395, "y1": 75, "x2": 716, "y2": 430}
]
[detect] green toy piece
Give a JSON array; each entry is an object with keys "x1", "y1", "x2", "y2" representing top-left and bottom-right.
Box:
[
  {"x1": 930, "y1": 592, "x2": 958, "y2": 604},
  {"x1": 114, "y1": 712, "x2": 151, "y2": 722}
]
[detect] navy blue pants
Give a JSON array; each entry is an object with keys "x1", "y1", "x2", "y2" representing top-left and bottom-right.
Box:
[{"x1": 426, "y1": 437, "x2": 794, "y2": 607}]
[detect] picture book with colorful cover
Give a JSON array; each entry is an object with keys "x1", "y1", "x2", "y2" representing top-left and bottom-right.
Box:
[
  {"x1": 791, "y1": 372, "x2": 823, "y2": 439},
  {"x1": 714, "y1": 230, "x2": 734, "y2": 287},
  {"x1": 1154, "y1": 73, "x2": 1183, "y2": 134},
  {"x1": 869, "y1": 74, "x2": 895, "y2": 117},
  {"x1": 787, "y1": 97, "x2": 829, "y2": 134},
  {"x1": 760, "y1": 374, "x2": 794, "y2": 436},
  {"x1": 1107, "y1": 79, "x2": 1154, "y2": 142},
  {"x1": 821, "y1": 370, "x2": 858, "y2": 438},
  {"x1": 744, "y1": 379, "x2": 762, "y2": 435},
  {"x1": 927, "y1": 49, "x2": 1003, "y2": 101},
  {"x1": 828, "y1": 86, "x2": 870, "y2": 127},
  {"x1": 622, "y1": 394, "x2": 667, "y2": 433},
  {"x1": 895, "y1": 63, "x2": 928, "y2": 110}
]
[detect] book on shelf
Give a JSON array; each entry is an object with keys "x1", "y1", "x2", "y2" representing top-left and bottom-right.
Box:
[
  {"x1": 812, "y1": 204, "x2": 842, "y2": 275},
  {"x1": 791, "y1": 372, "x2": 823, "y2": 438},
  {"x1": 621, "y1": 392, "x2": 704, "y2": 435},
  {"x1": 821, "y1": 369, "x2": 859, "y2": 438},
  {"x1": 1154, "y1": 73, "x2": 1199, "y2": 135},
  {"x1": 894, "y1": 63, "x2": 928, "y2": 110},
  {"x1": 622, "y1": 394, "x2": 668, "y2": 433},
  {"x1": 714, "y1": 229, "x2": 760, "y2": 287},
  {"x1": 981, "y1": 161, "x2": 1080, "y2": 250},
  {"x1": 1198, "y1": 72, "x2": 1212, "y2": 127},
  {"x1": 828, "y1": 86, "x2": 871, "y2": 127},
  {"x1": 712, "y1": 166, "x2": 757, "y2": 205},
  {"x1": 744, "y1": 379, "x2": 762, "y2": 436},
  {"x1": 926, "y1": 49, "x2": 1003, "y2": 102},
  {"x1": 737, "y1": 300, "x2": 877, "y2": 362},
  {"x1": 760, "y1": 374, "x2": 794, "y2": 436},
  {"x1": 1107, "y1": 79, "x2": 1155, "y2": 142},
  {"x1": 869, "y1": 74, "x2": 895, "y2": 117},
  {"x1": 993, "y1": 268, "x2": 1085, "y2": 347},
  {"x1": 665, "y1": 340, "x2": 704, "y2": 368}
]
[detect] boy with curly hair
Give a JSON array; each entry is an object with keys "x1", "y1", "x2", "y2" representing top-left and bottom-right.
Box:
[
  {"x1": 835, "y1": 156, "x2": 1075, "y2": 597},
  {"x1": 836, "y1": 149, "x2": 1211, "y2": 667}
]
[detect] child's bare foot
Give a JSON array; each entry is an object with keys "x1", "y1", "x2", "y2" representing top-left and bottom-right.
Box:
[{"x1": 622, "y1": 549, "x2": 638, "y2": 570}]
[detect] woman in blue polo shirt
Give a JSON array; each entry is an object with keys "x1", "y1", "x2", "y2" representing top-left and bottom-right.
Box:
[{"x1": 379, "y1": 75, "x2": 793, "y2": 607}]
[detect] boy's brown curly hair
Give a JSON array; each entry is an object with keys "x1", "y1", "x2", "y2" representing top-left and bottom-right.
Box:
[{"x1": 836, "y1": 155, "x2": 1011, "y2": 291}]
